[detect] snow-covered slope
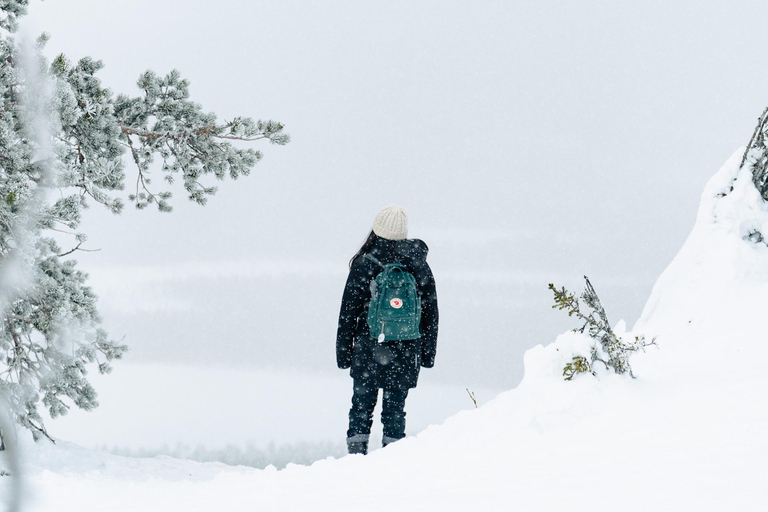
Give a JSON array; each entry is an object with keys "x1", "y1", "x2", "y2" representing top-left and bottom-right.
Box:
[
  {"x1": 2, "y1": 150, "x2": 766, "y2": 511},
  {"x1": 635, "y1": 149, "x2": 768, "y2": 374}
]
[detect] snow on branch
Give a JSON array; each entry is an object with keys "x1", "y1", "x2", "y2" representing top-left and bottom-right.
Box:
[
  {"x1": 0, "y1": 0, "x2": 29, "y2": 33},
  {"x1": 50, "y1": 59, "x2": 290, "y2": 212}
]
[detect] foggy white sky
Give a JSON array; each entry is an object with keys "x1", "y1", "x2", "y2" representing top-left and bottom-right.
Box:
[{"x1": 18, "y1": 0, "x2": 768, "y2": 388}]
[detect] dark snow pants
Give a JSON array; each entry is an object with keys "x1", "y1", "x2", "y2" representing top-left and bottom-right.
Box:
[{"x1": 346, "y1": 380, "x2": 408, "y2": 449}]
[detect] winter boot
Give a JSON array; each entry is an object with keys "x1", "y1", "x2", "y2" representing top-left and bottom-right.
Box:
[
  {"x1": 382, "y1": 435, "x2": 404, "y2": 448},
  {"x1": 347, "y1": 434, "x2": 369, "y2": 455},
  {"x1": 347, "y1": 441, "x2": 368, "y2": 455}
]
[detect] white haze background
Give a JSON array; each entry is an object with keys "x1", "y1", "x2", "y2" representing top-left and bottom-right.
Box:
[{"x1": 12, "y1": 0, "x2": 768, "y2": 459}]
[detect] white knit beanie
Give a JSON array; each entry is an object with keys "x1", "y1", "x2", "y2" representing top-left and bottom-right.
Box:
[{"x1": 372, "y1": 204, "x2": 408, "y2": 240}]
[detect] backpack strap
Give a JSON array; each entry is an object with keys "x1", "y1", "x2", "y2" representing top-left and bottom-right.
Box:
[{"x1": 364, "y1": 253, "x2": 383, "y2": 267}]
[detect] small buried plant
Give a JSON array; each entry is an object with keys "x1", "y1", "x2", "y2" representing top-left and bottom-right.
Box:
[{"x1": 548, "y1": 276, "x2": 656, "y2": 380}]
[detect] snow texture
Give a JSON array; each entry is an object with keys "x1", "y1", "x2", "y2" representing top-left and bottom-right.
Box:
[{"x1": 2, "y1": 149, "x2": 766, "y2": 510}]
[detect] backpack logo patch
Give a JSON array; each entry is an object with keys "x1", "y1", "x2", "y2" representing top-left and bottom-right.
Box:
[{"x1": 390, "y1": 298, "x2": 403, "y2": 309}]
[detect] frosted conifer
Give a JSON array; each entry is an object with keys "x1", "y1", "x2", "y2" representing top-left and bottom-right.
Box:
[{"x1": 0, "y1": 1, "x2": 289, "y2": 443}]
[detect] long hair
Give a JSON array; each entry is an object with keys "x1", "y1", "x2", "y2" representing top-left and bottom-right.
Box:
[{"x1": 349, "y1": 230, "x2": 378, "y2": 268}]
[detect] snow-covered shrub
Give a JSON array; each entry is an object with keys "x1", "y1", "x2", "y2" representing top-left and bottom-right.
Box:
[{"x1": 548, "y1": 277, "x2": 655, "y2": 379}]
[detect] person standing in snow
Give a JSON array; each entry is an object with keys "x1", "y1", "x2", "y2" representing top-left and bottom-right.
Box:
[{"x1": 336, "y1": 205, "x2": 439, "y2": 455}]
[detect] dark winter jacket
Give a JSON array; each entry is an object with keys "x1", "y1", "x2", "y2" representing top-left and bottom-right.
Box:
[{"x1": 336, "y1": 237, "x2": 438, "y2": 390}]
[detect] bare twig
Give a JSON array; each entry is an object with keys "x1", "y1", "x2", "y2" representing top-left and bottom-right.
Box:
[
  {"x1": 466, "y1": 388, "x2": 477, "y2": 408},
  {"x1": 212, "y1": 133, "x2": 271, "y2": 142},
  {"x1": 57, "y1": 242, "x2": 100, "y2": 258},
  {"x1": 741, "y1": 106, "x2": 768, "y2": 169}
]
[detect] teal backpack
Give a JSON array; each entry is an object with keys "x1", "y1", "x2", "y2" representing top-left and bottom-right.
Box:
[{"x1": 365, "y1": 254, "x2": 422, "y2": 342}]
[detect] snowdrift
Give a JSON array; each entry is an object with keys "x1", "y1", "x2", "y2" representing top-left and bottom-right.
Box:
[{"x1": 2, "y1": 150, "x2": 767, "y2": 511}]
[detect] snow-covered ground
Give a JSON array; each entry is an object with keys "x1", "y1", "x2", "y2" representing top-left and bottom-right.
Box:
[
  {"x1": 2, "y1": 149, "x2": 767, "y2": 510},
  {"x1": 37, "y1": 363, "x2": 499, "y2": 468}
]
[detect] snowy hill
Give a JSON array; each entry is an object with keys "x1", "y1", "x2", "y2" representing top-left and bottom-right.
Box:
[{"x1": 2, "y1": 150, "x2": 767, "y2": 511}]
